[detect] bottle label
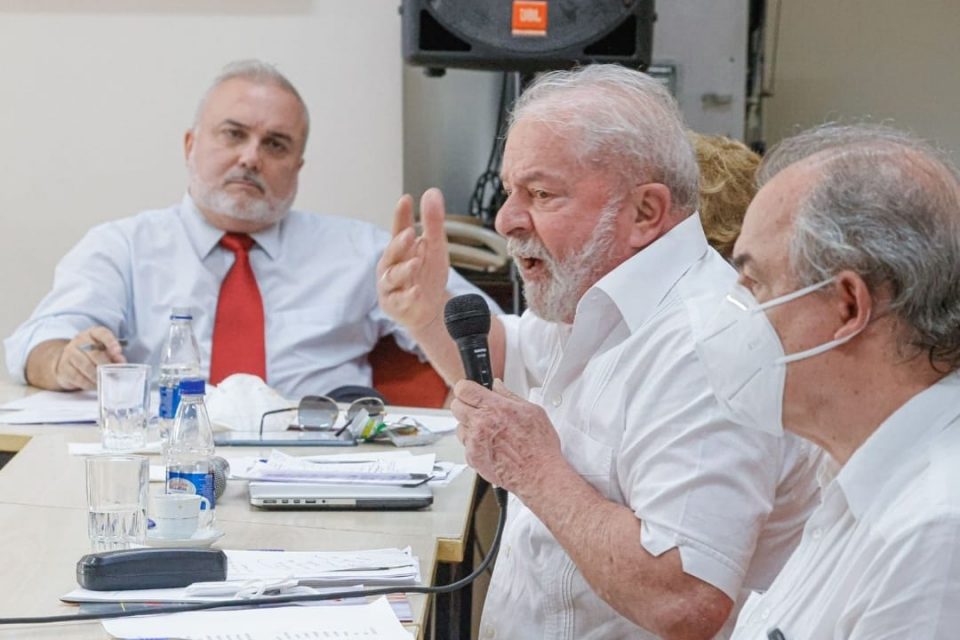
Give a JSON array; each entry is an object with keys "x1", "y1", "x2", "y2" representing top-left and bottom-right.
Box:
[
  {"x1": 159, "y1": 385, "x2": 181, "y2": 420},
  {"x1": 166, "y1": 470, "x2": 216, "y2": 509}
]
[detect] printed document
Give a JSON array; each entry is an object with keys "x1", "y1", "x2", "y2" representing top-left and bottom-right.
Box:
[{"x1": 102, "y1": 595, "x2": 413, "y2": 639}]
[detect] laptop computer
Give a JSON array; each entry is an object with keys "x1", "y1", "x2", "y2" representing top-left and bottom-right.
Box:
[{"x1": 248, "y1": 482, "x2": 434, "y2": 511}]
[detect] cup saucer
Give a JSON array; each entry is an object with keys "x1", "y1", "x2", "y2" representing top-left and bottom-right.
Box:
[{"x1": 143, "y1": 528, "x2": 225, "y2": 548}]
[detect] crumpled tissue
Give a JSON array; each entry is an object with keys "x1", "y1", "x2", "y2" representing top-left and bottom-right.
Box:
[{"x1": 205, "y1": 374, "x2": 295, "y2": 432}]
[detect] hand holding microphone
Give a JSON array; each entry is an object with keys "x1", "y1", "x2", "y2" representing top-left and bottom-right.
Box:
[{"x1": 445, "y1": 295, "x2": 563, "y2": 499}]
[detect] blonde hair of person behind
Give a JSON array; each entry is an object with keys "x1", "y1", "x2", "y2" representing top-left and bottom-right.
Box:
[{"x1": 690, "y1": 132, "x2": 761, "y2": 258}]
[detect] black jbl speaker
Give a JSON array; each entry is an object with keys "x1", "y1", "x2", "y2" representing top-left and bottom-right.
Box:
[{"x1": 402, "y1": 0, "x2": 656, "y2": 73}]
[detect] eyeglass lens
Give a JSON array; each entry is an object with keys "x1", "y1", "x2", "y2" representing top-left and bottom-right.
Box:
[
  {"x1": 297, "y1": 395, "x2": 339, "y2": 430},
  {"x1": 346, "y1": 397, "x2": 385, "y2": 423}
]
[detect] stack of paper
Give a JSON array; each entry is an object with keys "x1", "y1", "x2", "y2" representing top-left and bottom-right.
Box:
[
  {"x1": 226, "y1": 547, "x2": 422, "y2": 586},
  {"x1": 0, "y1": 388, "x2": 161, "y2": 425},
  {"x1": 64, "y1": 584, "x2": 366, "y2": 605},
  {"x1": 64, "y1": 547, "x2": 421, "y2": 622},
  {"x1": 102, "y1": 596, "x2": 413, "y2": 640},
  {"x1": 0, "y1": 390, "x2": 98, "y2": 424},
  {"x1": 233, "y1": 450, "x2": 437, "y2": 485}
]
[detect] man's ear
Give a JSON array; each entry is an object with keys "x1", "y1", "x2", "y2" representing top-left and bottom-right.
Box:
[
  {"x1": 832, "y1": 270, "x2": 873, "y2": 339},
  {"x1": 627, "y1": 182, "x2": 673, "y2": 250},
  {"x1": 183, "y1": 129, "x2": 195, "y2": 163}
]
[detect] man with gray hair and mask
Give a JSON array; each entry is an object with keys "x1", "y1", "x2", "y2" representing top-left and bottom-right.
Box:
[
  {"x1": 5, "y1": 59, "x2": 488, "y2": 397},
  {"x1": 714, "y1": 124, "x2": 960, "y2": 638},
  {"x1": 378, "y1": 64, "x2": 821, "y2": 639}
]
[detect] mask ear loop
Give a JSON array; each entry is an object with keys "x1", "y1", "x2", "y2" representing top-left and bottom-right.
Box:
[
  {"x1": 774, "y1": 309, "x2": 871, "y2": 365},
  {"x1": 754, "y1": 278, "x2": 835, "y2": 313}
]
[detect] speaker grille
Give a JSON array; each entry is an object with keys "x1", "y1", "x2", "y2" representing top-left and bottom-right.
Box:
[{"x1": 402, "y1": 0, "x2": 655, "y2": 72}]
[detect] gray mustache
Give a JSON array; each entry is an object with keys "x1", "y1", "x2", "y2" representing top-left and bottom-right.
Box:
[{"x1": 224, "y1": 172, "x2": 265, "y2": 192}]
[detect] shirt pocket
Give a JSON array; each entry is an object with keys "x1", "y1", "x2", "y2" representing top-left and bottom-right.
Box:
[{"x1": 560, "y1": 423, "x2": 614, "y2": 498}]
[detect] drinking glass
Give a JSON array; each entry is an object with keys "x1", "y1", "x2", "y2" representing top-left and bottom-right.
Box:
[
  {"x1": 97, "y1": 364, "x2": 150, "y2": 450},
  {"x1": 85, "y1": 455, "x2": 148, "y2": 552}
]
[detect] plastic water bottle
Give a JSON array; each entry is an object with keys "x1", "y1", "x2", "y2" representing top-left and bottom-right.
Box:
[
  {"x1": 158, "y1": 308, "x2": 202, "y2": 443},
  {"x1": 165, "y1": 378, "x2": 216, "y2": 529}
]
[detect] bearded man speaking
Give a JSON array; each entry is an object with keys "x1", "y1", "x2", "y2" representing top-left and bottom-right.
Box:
[{"x1": 377, "y1": 64, "x2": 822, "y2": 640}]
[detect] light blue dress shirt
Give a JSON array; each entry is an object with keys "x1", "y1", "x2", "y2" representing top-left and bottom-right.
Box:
[{"x1": 5, "y1": 195, "x2": 493, "y2": 398}]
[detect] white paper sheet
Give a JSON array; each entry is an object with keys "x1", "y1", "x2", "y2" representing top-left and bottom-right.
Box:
[
  {"x1": 0, "y1": 388, "x2": 161, "y2": 424},
  {"x1": 224, "y1": 547, "x2": 421, "y2": 586},
  {"x1": 68, "y1": 441, "x2": 163, "y2": 456},
  {"x1": 63, "y1": 584, "x2": 361, "y2": 603},
  {"x1": 427, "y1": 461, "x2": 468, "y2": 487},
  {"x1": 0, "y1": 389, "x2": 98, "y2": 412},
  {"x1": 391, "y1": 411, "x2": 458, "y2": 433},
  {"x1": 233, "y1": 450, "x2": 436, "y2": 485},
  {"x1": 64, "y1": 585, "x2": 414, "y2": 621},
  {"x1": 101, "y1": 596, "x2": 413, "y2": 639},
  {"x1": 0, "y1": 405, "x2": 98, "y2": 425}
]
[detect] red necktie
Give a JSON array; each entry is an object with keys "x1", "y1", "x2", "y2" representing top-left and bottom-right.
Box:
[{"x1": 209, "y1": 233, "x2": 266, "y2": 384}]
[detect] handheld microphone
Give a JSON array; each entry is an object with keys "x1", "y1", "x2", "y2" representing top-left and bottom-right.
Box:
[
  {"x1": 444, "y1": 294, "x2": 493, "y2": 390},
  {"x1": 444, "y1": 294, "x2": 507, "y2": 505},
  {"x1": 211, "y1": 456, "x2": 230, "y2": 501}
]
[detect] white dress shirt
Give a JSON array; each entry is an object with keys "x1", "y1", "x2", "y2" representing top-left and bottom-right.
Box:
[
  {"x1": 4, "y1": 195, "x2": 491, "y2": 398},
  {"x1": 480, "y1": 215, "x2": 822, "y2": 640},
  {"x1": 732, "y1": 372, "x2": 960, "y2": 640}
]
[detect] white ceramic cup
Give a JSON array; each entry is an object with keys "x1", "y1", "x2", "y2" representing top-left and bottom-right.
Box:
[{"x1": 150, "y1": 493, "x2": 209, "y2": 539}]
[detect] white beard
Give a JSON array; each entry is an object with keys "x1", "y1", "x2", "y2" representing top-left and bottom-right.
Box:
[
  {"x1": 188, "y1": 155, "x2": 295, "y2": 226},
  {"x1": 508, "y1": 199, "x2": 621, "y2": 323}
]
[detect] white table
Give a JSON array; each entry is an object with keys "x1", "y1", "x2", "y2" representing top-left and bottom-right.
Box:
[{"x1": 0, "y1": 382, "x2": 482, "y2": 639}]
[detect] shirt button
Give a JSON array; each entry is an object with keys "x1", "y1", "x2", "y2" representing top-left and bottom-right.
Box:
[
  {"x1": 760, "y1": 608, "x2": 771, "y2": 621},
  {"x1": 483, "y1": 623, "x2": 496, "y2": 638},
  {"x1": 550, "y1": 394, "x2": 562, "y2": 407},
  {"x1": 812, "y1": 528, "x2": 823, "y2": 540}
]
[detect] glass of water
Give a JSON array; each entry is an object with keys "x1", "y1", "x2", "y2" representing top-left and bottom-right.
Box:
[
  {"x1": 97, "y1": 364, "x2": 150, "y2": 450},
  {"x1": 85, "y1": 454, "x2": 148, "y2": 552}
]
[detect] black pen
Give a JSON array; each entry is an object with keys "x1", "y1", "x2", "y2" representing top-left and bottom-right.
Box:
[
  {"x1": 79, "y1": 338, "x2": 128, "y2": 352},
  {"x1": 767, "y1": 628, "x2": 786, "y2": 640}
]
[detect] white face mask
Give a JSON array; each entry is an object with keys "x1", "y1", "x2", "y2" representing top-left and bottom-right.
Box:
[{"x1": 692, "y1": 278, "x2": 864, "y2": 435}]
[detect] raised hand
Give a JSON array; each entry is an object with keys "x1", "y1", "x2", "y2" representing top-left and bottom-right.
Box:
[{"x1": 377, "y1": 188, "x2": 451, "y2": 331}]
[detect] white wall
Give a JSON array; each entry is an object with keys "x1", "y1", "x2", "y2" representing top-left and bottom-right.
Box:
[
  {"x1": 403, "y1": 67, "x2": 502, "y2": 215},
  {"x1": 650, "y1": 0, "x2": 749, "y2": 140},
  {"x1": 764, "y1": 0, "x2": 960, "y2": 159},
  {"x1": 0, "y1": 1, "x2": 404, "y2": 354}
]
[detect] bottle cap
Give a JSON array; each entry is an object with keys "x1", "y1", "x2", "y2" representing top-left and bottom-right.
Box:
[
  {"x1": 170, "y1": 306, "x2": 193, "y2": 320},
  {"x1": 178, "y1": 378, "x2": 206, "y2": 395}
]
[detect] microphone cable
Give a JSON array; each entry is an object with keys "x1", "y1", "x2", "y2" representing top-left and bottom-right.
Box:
[{"x1": 0, "y1": 488, "x2": 508, "y2": 626}]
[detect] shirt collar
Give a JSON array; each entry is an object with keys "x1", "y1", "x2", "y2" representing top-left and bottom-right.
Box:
[
  {"x1": 589, "y1": 213, "x2": 709, "y2": 332},
  {"x1": 249, "y1": 215, "x2": 281, "y2": 260},
  {"x1": 178, "y1": 193, "x2": 281, "y2": 260},
  {"x1": 836, "y1": 371, "x2": 960, "y2": 519}
]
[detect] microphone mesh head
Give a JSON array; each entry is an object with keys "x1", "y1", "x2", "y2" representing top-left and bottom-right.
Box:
[
  {"x1": 211, "y1": 456, "x2": 230, "y2": 500},
  {"x1": 444, "y1": 294, "x2": 491, "y2": 340}
]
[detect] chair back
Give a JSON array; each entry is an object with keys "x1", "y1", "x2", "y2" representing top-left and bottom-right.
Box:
[{"x1": 370, "y1": 337, "x2": 448, "y2": 408}]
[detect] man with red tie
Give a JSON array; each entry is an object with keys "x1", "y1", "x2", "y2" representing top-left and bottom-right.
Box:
[{"x1": 5, "y1": 60, "x2": 488, "y2": 398}]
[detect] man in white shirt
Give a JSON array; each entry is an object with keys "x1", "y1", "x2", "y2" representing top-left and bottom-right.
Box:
[
  {"x1": 5, "y1": 60, "x2": 487, "y2": 398},
  {"x1": 378, "y1": 64, "x2": 820, "y2": 639},
  {"x1": 719, "y1": 124, "x2": 960, "y2": 638}
]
